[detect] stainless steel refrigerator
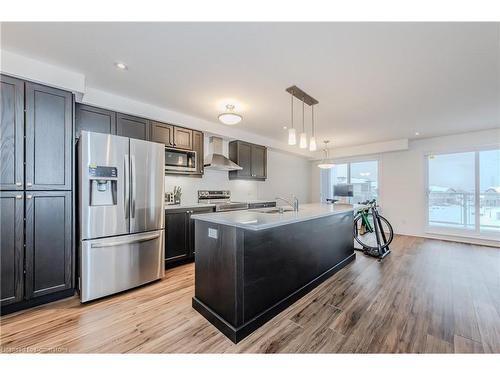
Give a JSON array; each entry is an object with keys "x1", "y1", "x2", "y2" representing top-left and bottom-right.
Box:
[{"x1": 78, "y1": 131, "x2": 165, "y2": 302}]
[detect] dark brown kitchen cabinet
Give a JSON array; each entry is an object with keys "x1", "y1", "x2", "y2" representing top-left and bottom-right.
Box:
[
  {"x1": 0, "y1": 75, "x2": 74, "y2": 315},
  {"x1": 0, "y1": 192, "x2": 24, "y2": 306},
  {"x1": 192, "y1": 130, "x2": 204, "y2": 175},
  {"x1": 25, "y1": 82, "x2": 73, "y2": 191},
  {"x1": 151, "y1": 121, "x2": 174, "y2": 146},
  {"x1": 173, "y1": 126, "x2": 192, "y2": 150},
  {"x1": 188, "y1": 207, "x2": 214, "y2": 256},
  {"x1": 0, "y1": 75, "x2": 24, "y2": 191},
  {"x1": 229, "y1": 140, "x2": 267, "y2": 181},
  {"x1": 117, "y1": 113, "x2": 150, "y2": 140},
  {"x1": 231, "y1": 141, "x2": 252, "y2": 178},
  {"x1": 75, "y1": 103, "x2": 116, "y2": 138},
  {"x1": 251, "y1": 145, "x2": 267, "y2": 179},
  {"x1": 165, "y1": 210, "x2": 189, "y2": 264},
  {"x1": 165, "y1": 206, "x2": 214, "y2": 267},
  {"x1": 25, "y1": 191, "x2": 72, "y2": 299}
]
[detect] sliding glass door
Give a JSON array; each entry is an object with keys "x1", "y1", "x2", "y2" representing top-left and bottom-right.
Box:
[
  {"x1": 427, "y1": 148, "x2": 500, "y2": 237},
  {"x1": 479, "y1": 149, "x2": 500, "y2": 232}
]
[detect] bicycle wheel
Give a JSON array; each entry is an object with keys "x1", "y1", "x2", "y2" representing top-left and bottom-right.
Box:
[{"x1": 353, "y1": 212, "x2": 393, "y2": 251}]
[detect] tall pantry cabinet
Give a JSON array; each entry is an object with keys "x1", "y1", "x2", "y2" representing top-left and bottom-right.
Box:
[{"x1": 0, "y1": 74, "x2": 74, "y2": 314}]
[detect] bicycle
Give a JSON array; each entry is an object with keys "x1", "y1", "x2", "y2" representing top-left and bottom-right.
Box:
[{"x1": 353, "y1": 199, "x2": 393, "y2": 260}]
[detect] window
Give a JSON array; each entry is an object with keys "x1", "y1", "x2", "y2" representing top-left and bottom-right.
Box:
[
  {"x1": 320, "y1": 160, "x2": 378, "y2": 203},
  {"x1": 480, "y1": 149, "x2": 500, "y2": 232},
  {"x1": 350, "y1": 160, "x2": 379, "y2": 203},
  {"x1": 427, "y1": 148, "x2": 500, "y2": 236}
]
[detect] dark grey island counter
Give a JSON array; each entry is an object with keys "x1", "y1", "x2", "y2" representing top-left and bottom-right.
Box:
[{"x1": 191, "y1": 203, "x2": 355, "y2": 343}]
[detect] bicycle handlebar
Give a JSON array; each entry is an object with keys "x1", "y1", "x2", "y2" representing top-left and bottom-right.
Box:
[{"x1": 358, "y1": 199, "x2": 377, "y2": 206}]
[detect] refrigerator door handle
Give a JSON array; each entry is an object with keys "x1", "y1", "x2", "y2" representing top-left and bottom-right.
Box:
[
  {"x1": 124, "y1": 154, "x2": 130, "y2": 219},
  {"x1": 131, "y1": 155, "x2": 136, "y2": 219},
  {"x1": 90, "y1": 232, "x2": 160, "y2": 248}
]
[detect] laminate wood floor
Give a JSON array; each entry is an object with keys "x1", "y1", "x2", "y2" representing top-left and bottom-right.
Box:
[{"x1": 1, "y1": 236, "x2": 499, "y2": 353}]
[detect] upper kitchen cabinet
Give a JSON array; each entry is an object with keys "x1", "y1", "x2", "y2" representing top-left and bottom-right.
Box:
[
  {"x1": 116, "y1": 113, "x2": 150, "y2": 140},
  {"x1": 0, "y1": 75, "x2": 24, "y2": 191},
  {"x1": 229, "y1": 140, "x2": 267, "y2": 181},
  {"x1": 152, "y1": 122, "x2": 195, "y2": 151},
  {"x1": 151, "y1": 121, "x2": 174, "y2": 146},
  {"x1": 192, "y1": 130, "x2": 204, "y2": 175},
  {"x1": 75, "y1": 103, "x2": 116, "y2": 138},
  {"x1": 173, "y1": 126, "x2": 192, "y2": 150},
  {"x1": 251, "y1": 144, "x2": 267, "y2": 179},
  {"x1": 25, "y1": 82, "x2": 73, "y2": 191}
]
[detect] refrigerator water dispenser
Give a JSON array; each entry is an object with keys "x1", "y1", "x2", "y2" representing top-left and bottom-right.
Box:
[{"x1": 89, "y1": 165, "x2": 118, "y2": 206}]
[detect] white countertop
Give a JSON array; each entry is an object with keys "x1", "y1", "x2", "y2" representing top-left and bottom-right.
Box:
[{"x1": 191, "y1": 203, "x2": 355, "y2": 231}]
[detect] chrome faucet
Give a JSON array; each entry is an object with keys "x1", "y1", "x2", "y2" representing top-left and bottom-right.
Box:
[{"x1": 275, "y1": 196, "x2": 299, "y2": 212}]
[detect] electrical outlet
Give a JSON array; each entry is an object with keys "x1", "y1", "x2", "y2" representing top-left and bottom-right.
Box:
[{"x1": 208, "y1": 228, "x2": 218, "y2": 239}]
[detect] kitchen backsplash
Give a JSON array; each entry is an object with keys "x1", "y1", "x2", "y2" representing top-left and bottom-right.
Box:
[{"x1": 164, "y1": 170, "x2": 260, "y2": 204}]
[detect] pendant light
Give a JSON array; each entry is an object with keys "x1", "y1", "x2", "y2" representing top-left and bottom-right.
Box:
[
  {"x1": 299, "y1": 99, "x2": 307, "y2": 149},
  {"x1": 317, "y1": 140, "x2": 335, "y2": 169},
  {"x1": 288, "y1": 92, "x2": 296, "y2": 145},
  {"x1": 218, "y1": 104, "x2": 242, "y2": 125},
  {"x1": 309, "y1": 105, "x2": 317, "y2": 151}
]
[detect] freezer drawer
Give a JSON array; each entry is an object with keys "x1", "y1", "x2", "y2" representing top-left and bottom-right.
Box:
[{"x1": 80, "y1": 230, "x2": 164, "y2": 302}]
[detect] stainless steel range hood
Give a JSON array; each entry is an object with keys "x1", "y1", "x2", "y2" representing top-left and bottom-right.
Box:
[{"x1": 204, "y1": 136, "x2": 242, "y2": 171}]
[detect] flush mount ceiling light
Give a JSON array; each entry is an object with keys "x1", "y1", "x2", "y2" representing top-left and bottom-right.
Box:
[
  {"x1": 218, "y1": 104, "x2": 242, "y2": 125},
  {"x1": 114, "y1": 62, "x2": 128, "y2": 70},
  {"x1": 317, "y1": 140, "x2": 335, "y2": 169}
]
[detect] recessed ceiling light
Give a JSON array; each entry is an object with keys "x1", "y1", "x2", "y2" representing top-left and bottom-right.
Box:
[
  {"x1": 283, "y1": 126, "x2": 288, "y2": 130},
  {"x1": 415, "y1": 132, "x2": 420, "y2": 136},
  {"x1": 115, "y1": 62, "x2": 127, "y2": 70}
]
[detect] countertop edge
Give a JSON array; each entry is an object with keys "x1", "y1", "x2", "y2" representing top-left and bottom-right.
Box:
[{"x1": 191, "y1": 207, "x2": 355, "y2": 231}]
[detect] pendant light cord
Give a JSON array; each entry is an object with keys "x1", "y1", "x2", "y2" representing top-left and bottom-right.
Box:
[
  {"x1": 302, "y1": 98, "x2": 305, "y2": 132},
  {"x1": 311, "y1": 105, "x2": 315, "y2": 136},
  {"x1": 291, "y1": 91, "x2": 294, "y2": 129}
]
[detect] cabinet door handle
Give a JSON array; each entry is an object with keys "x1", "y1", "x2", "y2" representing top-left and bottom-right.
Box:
[
  {"x1": 26, "y1": 182, "x2": 32, "y2": 187},
  {"x1": 15, "y1": 195, "x2": 22, "y2": 199},
  {"x1": 16, "y1": 182, "x2": 22, "y2": 186},
  {"x1": 26, "y1": 195, "x2": 33, "y2": 199}
]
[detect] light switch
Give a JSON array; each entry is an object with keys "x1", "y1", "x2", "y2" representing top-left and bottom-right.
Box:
[{"x1": 208, "y1": 228, "x2": 218, "y2": 239}]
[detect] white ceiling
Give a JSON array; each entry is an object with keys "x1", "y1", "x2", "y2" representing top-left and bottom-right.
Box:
[{"x1": 1, "y1": 22, "x2": 499, "y2": 149}]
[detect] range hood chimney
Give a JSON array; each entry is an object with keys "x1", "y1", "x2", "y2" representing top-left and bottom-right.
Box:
[{"x1": 204, "y1": 136, "x2": 242, "y2": 171}]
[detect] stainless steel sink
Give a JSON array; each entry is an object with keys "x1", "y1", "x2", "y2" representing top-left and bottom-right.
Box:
[{"x1": 252, "y1": 207, "x2": 295, "y2": 214}]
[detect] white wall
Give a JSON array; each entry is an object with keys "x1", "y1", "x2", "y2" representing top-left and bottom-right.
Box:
[
  {"x1": 165, "y1": 138, "x2": 311, "y2": 205},
  {"x1": 311, "y1": 128, "x2": 500, "y2": 246}
]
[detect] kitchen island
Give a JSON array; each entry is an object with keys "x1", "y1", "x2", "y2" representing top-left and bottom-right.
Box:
[{"x1": 191, "y1": 203, "x2": 355, "y2": 343}]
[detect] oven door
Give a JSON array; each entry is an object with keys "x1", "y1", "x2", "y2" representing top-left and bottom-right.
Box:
[{"x1": 165, "y1": 147, "x2": 197, "y2": 172}]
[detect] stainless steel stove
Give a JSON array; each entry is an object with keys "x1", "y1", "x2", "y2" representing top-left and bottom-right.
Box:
[{"x1": 198, "y1": 190, "x2": 249, "y2": 212}]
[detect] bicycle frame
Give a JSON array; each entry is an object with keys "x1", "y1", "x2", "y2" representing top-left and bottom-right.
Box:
[{"x1": 354, "y1": 200, "x2": 392, "y2": 260}]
